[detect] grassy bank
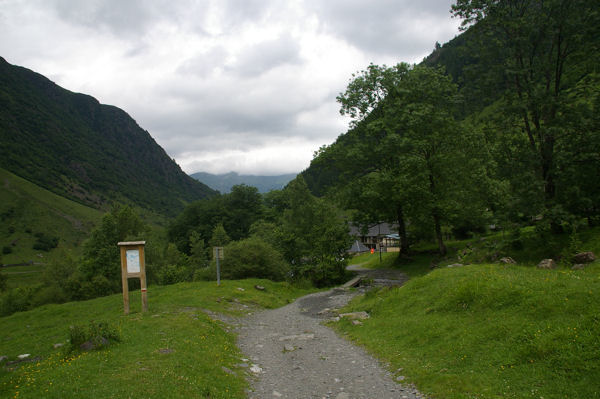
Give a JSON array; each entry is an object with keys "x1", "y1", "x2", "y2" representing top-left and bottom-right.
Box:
[
  {"x1": 0, "y1": 279, "x2": 318, "y2": 398},
  {"x1": 334, "y1": 263, "x2": 600, "y2": 399}
]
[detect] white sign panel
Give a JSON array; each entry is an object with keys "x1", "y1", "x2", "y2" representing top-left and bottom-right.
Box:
[{"x1": 126, "y1": 250, "x2": 140, "y2": 273}]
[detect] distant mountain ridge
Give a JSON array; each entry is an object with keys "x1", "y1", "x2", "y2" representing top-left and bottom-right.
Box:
[
  {"x1": 0, "y1": 56, "x2": 215, "y2": 215},
  {"x1": 190, "y1": 171, "x2": 296, "y2": 193}
]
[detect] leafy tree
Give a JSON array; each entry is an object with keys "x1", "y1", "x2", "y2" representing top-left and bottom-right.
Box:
[
  {"x1": 219, "y1": 236, "x2": 289, "y2": 281},
  {"x1": 79, "y1": 205, "x2": 145, "y2": 295},
  {"x1": 335, "y1": 64, "x2": 488, "y2": 254},
  {"x1": 452, "y1": 0, "x2": 600, "y2": 223},
  {"x1": 210, "y1": 223, "x2": 230, "y2": 247},
  {"x1": 281, "y1": 177, "x2": 351, "y2": 285},
  {"x1": 223, "y1": 184, "x2": 263, "y2": 241}
]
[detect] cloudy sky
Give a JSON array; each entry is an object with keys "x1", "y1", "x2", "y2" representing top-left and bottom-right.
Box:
[{"x1": 0, "y1": 0, "x2": 461, "y2": 176}]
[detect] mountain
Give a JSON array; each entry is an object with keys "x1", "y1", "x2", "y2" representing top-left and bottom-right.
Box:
[
  {"x1": 0, "y1": 57, "x2": 215, "y2": 216},
  {"x1": 190, "y1": 171, "x2": 297, "y2": 193}
]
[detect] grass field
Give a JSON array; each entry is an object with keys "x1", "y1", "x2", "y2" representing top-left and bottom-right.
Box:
[
  {"x1": 334, "y1": 262, "x2": 600, "y2": 399},
  {"x1": 0, "y1": 279, "x2": 319, "y2": 398}
]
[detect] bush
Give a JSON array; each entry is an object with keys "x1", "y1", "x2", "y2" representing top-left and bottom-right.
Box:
[
  {"x1": 68, "y1": 320, "x2": 121, "y2": 353},
  {"x1": 0, "y1": 287, "x2": 33, "y2": 316},
  {"x1": 33, "y1": 232, "x2": 59, "y2": 251},
  {"x1": 218, "y1": 237, "x2": 289, "y2": 281},
  {"x1": 2, "y1": 246, "x2": 12, "y2": 255}
]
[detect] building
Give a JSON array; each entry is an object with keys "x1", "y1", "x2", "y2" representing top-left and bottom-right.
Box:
[{"x1": 348, "y1": 222, "x2": 400, "y2": 252}]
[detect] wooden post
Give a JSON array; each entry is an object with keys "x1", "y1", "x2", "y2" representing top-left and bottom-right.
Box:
[
  {"x1": 118, "y1": 241, "x2": 147, "y2": 315},
  {"x1": 119, "y1": 245, "x2": 130, "y2": 315}
]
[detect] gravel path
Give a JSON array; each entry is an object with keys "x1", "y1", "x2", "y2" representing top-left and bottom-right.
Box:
[{"x1": 236, "y1": 283, "x2": 426, "y2": 399}]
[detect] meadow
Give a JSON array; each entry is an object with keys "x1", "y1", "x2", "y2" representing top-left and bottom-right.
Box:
[{"x1": 0, "y1": 279, "x2": 318, "y2": 398}]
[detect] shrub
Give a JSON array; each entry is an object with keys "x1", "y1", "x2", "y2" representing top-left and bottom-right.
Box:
[
  {"x1": 32, "y1": 232, "x2": 59, "y2": 251},
  {"x1": 2, "y1": 246, "x2": 12, "y2": 255},
  {"x1": 0, "y1": 287, "x2": 33, "y2": 316},
  {"x1": 218, "y1": 237, "x2": 289, "y2": 281},
  {"x1": 68, "y1": 320, "x2": 121, "y2": 353}
]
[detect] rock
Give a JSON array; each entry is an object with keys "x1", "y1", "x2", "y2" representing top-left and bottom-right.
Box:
[
  {"x1": 221, "y1": 366, "x2": 235, "y2": 375},
  {"x1": 352, "y1": 320, "x2": 363, "y2": 326},
  {"x1": 236, "y1": 287, "x2": 245, "y2": 292},
  {"x1": 396, "y1": 375, "x2": 406, "y2": 381},
  {"x1": 330, "y1": 316, "x2": 340, "y2": 322},
  {"x1": 339, "y1": 311, "x2": 369, "y2": 320},
  {"x1": 573, "y1": 251, "x2": 595, "y2": 264},
  {"x1": 273, "y1": 391, "x2": 282, "y2": 397},
  {"x1": 158, "y1": 348, "x2": 174, "y2": 354},
  {"x1": 336, "y1": 393, "x2": 350, "y2": 399},
  {"x1": 17, "y1": 354, "x2": 30, "y2": 359},
  {"x1": 572, "y1": 264, "x2": 585, "y2": 270},
  {"x1": 283, "y1": 344, "x2": 295, "y2": 352},
  {"x1": 446, "y1": 263, "x2": 464, "y2": 268},
  {"x1": 250, "y1": 364, "x2": 262, "y2": 374},
  {"x1": 0, "y1": 356, "x2": 7, "y2": 363},
  {"x1": 254, "y1": 285, "x2": 265, "y2": 291},
  {"x1": 317, "y1": 308, "x2": 331, "y2": 315},
  {"x1": 499, "y1": 257, "x2": 516, "y2": 264},
  {"x1": 53, "y1": 343, "x2": 64, "y2": 349},
  {"x1": 537, "y1": 259, "x2": 557, "y2": 269}
]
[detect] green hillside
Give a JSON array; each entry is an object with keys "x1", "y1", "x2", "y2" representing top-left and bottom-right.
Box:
[
  {"x1": 0, "y1": 167, "x2": 102, "y2": 265},
  {"x1": 0, "y1": 56, "x2": 215, "y2": 216}
]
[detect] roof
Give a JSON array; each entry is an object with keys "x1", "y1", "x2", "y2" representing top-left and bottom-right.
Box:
[
  {"x1": 349, "y1": 222, "x2": 398, "y2": 237},
  {"x1": 347, "y1": 240, "x2": 370, "y2": 253}
]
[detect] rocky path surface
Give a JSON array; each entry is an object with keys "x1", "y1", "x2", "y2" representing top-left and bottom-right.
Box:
[{"x1": 236, "y1": 268, "x2": 426, "y2": 399}]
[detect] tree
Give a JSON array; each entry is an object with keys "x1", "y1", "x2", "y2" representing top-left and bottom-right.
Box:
[
  {"x1": 452, "y1": 0, "x2": 600, "y2": 224},
  {"x1": 281, "y1": 177, "x2": 351, "y2": 285},
  {"x1": 223, "y1": 184, "x2": 263, "y2": 241},
  {"x1": 335, "y1": 64, "x2": 485, "y2": 254},
  {"x1": 80, "y1": 205, "x2": 145, "y2": 294},
  {"x1": 210, "y1": 223, "x2": 230, "y2": 247}
]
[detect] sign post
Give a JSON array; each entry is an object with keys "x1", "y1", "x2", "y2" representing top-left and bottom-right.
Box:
[
  {"x1": 118, "y1": 241, "x2": 147, "y2": 315},
  {"x1": 213, "y1": 246, "x2": 224, "y2": 286}
]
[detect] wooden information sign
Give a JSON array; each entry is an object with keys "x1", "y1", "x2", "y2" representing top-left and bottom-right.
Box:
[{"x1": 118, "y1": 241, "x2": 147, "y2": 315}]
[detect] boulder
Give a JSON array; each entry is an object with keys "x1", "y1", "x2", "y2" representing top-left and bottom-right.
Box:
[
  {"x1": 446, "y1": 263, "x2": 464, "y2": 268},
  {"x1": 571, "y1": 264, "x2": 585, "y2": 270},
  {"x1": 254, "y1": 285, "x2": 265, "y2": 291},
  {"x1": 573, "y1": 252, "x2": 595, "y2": 264},
  {"x1": 499, "y1": 257, "x2": 516, "y2": 264},
  {"x1": 537, "y1": 259, "x2": 557, "y2": 269}
]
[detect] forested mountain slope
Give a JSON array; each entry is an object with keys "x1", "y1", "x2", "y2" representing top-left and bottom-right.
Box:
[{"x1": 0, "y1": 57, "x2": 215, "y2": 216}]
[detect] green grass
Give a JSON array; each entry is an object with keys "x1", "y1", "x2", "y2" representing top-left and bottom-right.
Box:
[
  {"x1": 333, "y1": 262, "x2": 600, "y2": 399},
  {"x1": 0, "y1": 167, "x2": 102, "y2": 268},
  {"x1": 0, "y1": 279, "x2": 319, "y2": 398}
]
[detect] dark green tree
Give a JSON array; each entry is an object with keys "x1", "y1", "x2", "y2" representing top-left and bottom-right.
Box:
[
  {"x1": 79, "y1": 205, "x2": 145, "y2": 295},
  {"x1": 452, "y1": 0, "x2": 600, "y2": 224}
]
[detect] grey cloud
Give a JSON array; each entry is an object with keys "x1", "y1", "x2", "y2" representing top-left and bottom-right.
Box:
[
  {"x1": 307, "y1": 0, "x2": 457, "y2": 58},
  {"x1": 177, "y1": 47, "x2": 230, "y2": 78},
  {"x1": 228, "y1": 34, "x2": 303, "y2": 77}
]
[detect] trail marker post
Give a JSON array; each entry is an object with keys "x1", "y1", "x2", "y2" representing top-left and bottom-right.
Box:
[
  {"x1": 213, "y1": 246, "x2": 224, "y2": 286},
  {"x1": 118, "y1": 241, "x2": 147, "y2": 315}
]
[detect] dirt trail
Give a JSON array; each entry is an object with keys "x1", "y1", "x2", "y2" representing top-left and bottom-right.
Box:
[{"x1": 236, "y1": 275, "x2": 425, "y2": 398}]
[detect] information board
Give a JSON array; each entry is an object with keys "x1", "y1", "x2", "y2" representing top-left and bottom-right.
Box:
[{"x1": 126, "y1": 250, "x2": 141, "y2": 273}]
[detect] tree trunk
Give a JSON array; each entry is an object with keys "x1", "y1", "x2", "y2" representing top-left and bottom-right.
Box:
[
  {"x1": 397, "y1": 204, "x2": 410, "y2": 254},
  {"x1": 433, "y1": 211, "x2": 447, "y2": 256}
]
